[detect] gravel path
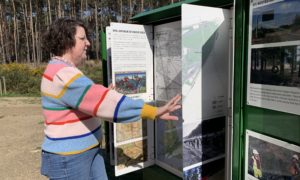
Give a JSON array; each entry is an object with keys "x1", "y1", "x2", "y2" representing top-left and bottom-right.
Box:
[{"x1": 0, "y1": 97, "x2": 47, "y2": 180}]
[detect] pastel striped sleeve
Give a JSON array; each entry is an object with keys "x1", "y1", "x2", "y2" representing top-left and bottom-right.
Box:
[
  {"x1": 54, "y1": 67, "x2": 157, "y2": 122},
  {"x1": 95, "y1": 90, "x2": 157, "y2": 123}
]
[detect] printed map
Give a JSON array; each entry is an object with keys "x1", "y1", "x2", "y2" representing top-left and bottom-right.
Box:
[{"x1": 154, "y1": 21, "x2": 183, "y2": 172}]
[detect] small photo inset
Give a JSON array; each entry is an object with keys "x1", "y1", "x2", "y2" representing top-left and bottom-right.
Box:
[
  {"x1": 250, "y1": 45, "x2": 300, "y2": 87},
  {"x1": 115, "y1": 71, "x2": 146, "y2": 94},
  {"x1": 116, "y1": 140, "x2": 148, "y2": 171},
  {"x1": 245, "y1": 130, "x2": 300, "y2": 180},
  {"x1": 116, "y1": 120, "x2": 147, "y2": 143},
  {"x1": 251, "y1": 0, "x2": 300, "y2": 44},
  {"x1": 183, "y1": 117, "x2": 226, "y2": 168}
]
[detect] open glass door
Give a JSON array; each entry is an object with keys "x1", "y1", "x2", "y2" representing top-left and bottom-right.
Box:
[
  {"x1": 154, "y1": 20, "x2": 183, "y2": 177},
  {"x1": 181, "y1": 4, "x2": 231, "y2": 180}
]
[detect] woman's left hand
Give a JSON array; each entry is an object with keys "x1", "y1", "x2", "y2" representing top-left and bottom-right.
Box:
[{"x1": 108, "y1": 83, "x2": 115, "y2": 90}]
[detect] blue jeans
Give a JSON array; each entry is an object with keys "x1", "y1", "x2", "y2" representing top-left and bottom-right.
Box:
[{"x1": 41, "y1": 147, "x2": 108, "y2": 180}]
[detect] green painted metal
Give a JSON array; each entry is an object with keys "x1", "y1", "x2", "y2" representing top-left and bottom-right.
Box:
[
  {"x1": 245, "y1": 107, "x2": 300, "y2": 144},
  {"x1": 232, "y1": 0, "x2": 249, "y2": 179},
  {"x1": 100, "y1": 1, "x2": 300, "y2": 180},
  {"x1": 131, "y1": 0, "x2": 233, "y2": 24},
  {"x1": 101, "y1": 31, "x2": 108, "y2": 87},
  {"x1": 232, "y1": 0, "x2": 300, "y2": 180},
  {"x1": 101, "y1": 31, "x2": 107, "y2": 62},
  {"x1": 100, "y1": 31, "x2": 110, "y2": 164}
]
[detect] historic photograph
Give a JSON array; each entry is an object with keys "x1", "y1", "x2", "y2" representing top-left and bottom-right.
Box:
[
  {"x1": 116, "y1": 120, "x2": 147, "y2": 143},
  {"x1": 115, "y1": 71, "x2": 146, "y2": 94},
  {"x1": 245, "y1": 130, "x2": 300, "y2": 180},
  {"x1": 251, "y1": 0, "x2": 300, "y2": 44},
  {"x1": 116, "y1": 140, "x2": 148, "y2": 171},
  {"x1": 183, "y1": 117, "x2": 225, "y2": 168},
  {"x1": 250, "y1": 45, "x2": 300, "y2": 87}
]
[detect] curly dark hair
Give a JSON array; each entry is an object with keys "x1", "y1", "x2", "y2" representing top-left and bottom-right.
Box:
[{"x1": 42, "y1": 18, "x2": 88, "y2": 56}]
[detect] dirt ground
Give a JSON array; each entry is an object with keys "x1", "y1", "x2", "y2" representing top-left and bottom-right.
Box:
[
  {"x1": 0, "y1": 97, "x2": 47, "y2": 180},
  {"x1": 0, "y1": 97, "x2": 227, "y2": 180}
]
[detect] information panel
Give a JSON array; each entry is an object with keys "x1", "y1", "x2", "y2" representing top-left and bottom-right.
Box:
[
  {"x1": 247, "y1": 0, "x2": 300, "y2": 115},
  {"x1": 109, "y1": 23, "x2": 155, "y2": 176}
]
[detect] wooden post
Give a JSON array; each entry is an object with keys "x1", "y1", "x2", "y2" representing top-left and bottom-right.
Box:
[
  {"x1": 0, "y1": 78, "x2": 2, "y2": 95},
  {"x1": 2, "y1": 76, "x2": 6, "y2": 95}
]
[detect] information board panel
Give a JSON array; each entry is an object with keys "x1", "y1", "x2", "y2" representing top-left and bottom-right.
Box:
[
  {"x1": 247, "y1": 0, "x2": 300, "y2": 115},
  {"x1": 109, "y1": 23, "x2": 155, "y2": 176}
]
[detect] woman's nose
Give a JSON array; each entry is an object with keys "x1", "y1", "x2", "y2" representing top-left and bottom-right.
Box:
[{"x1": 86, "y1": 40, "x2": 91, "y2": 46}]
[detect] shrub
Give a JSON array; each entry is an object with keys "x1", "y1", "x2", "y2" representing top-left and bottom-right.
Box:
[
  {"x1": 78, "y1": 60, "x2": 103, "y2": 84},
  {"x1": 0, "y1": 61, "x2": 103, "y2": 97},
  {"x1": 0, "y1": 63, "x2": 45, "y2": 96}
]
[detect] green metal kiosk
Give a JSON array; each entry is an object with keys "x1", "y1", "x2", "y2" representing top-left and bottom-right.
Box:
[{"x1": 102, "y1": 0, "x2": 300, "y2": 179}]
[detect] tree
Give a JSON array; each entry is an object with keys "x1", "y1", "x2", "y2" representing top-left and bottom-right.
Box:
[
  {"x1": 12, "y1": 0, "x2": 18, "y2": 62},
  {"x1": 22, "y1": 2, "x2": 30, "y2": 63},
  {"x1": 0, "y1": 2, "x2": 6, "y2": 64},
  {"x1": 47, "y1": 0, "x2": 52, "y2": 24},
  {"x1": 0, "y1": 0, "x2": 175, "y2": 64},
  {"x1": 94, "y1": 0, "x2": 99, "y2": 61},
  {"x1": 29, "y1": 0, "x2": 37, "y2": 64}
]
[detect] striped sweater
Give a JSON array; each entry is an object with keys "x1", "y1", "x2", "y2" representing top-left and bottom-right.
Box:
[{"x1": 41, "y1": 59, "x2": 157, "y2": 155}]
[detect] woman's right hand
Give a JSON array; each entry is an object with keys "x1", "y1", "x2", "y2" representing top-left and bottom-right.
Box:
[{"x1": 156, "y1": 94, "x2": 181, "y2": 121}]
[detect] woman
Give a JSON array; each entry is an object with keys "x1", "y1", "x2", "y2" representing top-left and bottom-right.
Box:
[{"x1": 40, "y1": 18, "x2": 181, "y2": 180}]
